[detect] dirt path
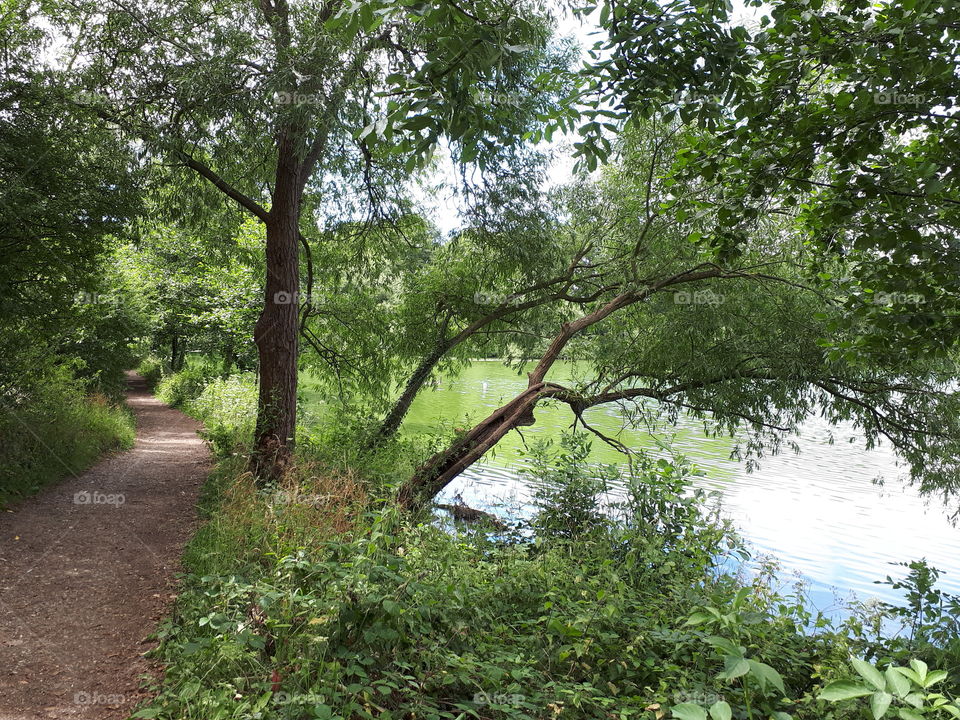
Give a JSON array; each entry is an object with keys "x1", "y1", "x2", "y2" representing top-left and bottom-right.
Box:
[{"x1": 0, "y1": 372, "x2": 209, "y2": 719}]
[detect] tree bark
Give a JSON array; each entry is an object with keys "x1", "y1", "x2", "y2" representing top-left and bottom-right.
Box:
[
  {"x1": 222, "y1": 340, "x2": 235, "y2": 376},
  {"x1": 397, "y1": 384, "x2": 547, "y2": 511},
  {"x1": 170, "y1": 333, "x2": 181, "y2": 371},
  {"x1": 250, "y1": 147, "x2": 301, "y2": 482}
]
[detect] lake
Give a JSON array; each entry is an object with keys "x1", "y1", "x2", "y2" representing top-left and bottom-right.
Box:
[{"x1": 398, "y1": 360, "x2": 960, "y2": 615}]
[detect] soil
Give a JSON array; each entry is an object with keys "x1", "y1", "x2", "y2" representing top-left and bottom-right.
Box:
[{"x1": 0, "y1": 372, "x2": 209, "y2": 719}]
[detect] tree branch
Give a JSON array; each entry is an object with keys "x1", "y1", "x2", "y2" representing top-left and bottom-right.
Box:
[{"x1": 173, "y1": 149, "x2": 270, "y2": 222}]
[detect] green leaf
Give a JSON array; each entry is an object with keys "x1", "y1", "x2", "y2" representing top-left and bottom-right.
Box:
[
  {"x1": 709, "y1": 700, "x2": 732, "y2": 720},
  {"x1": 853, "y1": 658, "x2": 886, "y2": 691},
  {"x1": 704, "y1": 636, "x2": 739, "y2": 656},
  {"x1": 313, "y1": 704, "x2": 333, "y2": 720},
  {"x1": 882, "y1": 667, "x2": 909, "y2": 698},
  {"x1": 893, "y1": 666, "x2": 923, "y2": 686},
  {"x1": 909, "y1": 659, "x2": 928, "y2": 685},
  {"x1": 897, "y1": 709, "x2": 923, "y2": 720},
  {"x1": 904, "y1": 692, "x2": 924, "y2": 709},
  {"x1": 819, "y1": 680, "x2": 875, "y2": 701},
  {"x1": 719, "y1": 655, "x2": 750, "y2": 680},
  {"x1": 748, "y1": 659, "x2": 786, "y2": 695},
  {"x1": 871, "y1": 691, "x2": 893, "y2": 720},
  {"x1": 924, "y1": 669, "x2": 948, "y2": 687},
  {"x1": 672, "y1": 703, "x2": 708, "y2": 720}
]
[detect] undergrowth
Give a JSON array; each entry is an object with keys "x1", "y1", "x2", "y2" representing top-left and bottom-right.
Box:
[
  {"x1": 131, "y1": 368, "x2": 960, "y2": 720},
  {"x1": 0, "y1": 363, "x2": 135, "y2": 506}
]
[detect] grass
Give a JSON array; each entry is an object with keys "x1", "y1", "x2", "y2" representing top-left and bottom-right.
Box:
[{"x1": 0, "y1": 366, "x2": 136, "y2": 507}]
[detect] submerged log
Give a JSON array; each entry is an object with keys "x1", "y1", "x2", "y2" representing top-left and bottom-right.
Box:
[{"x1": 434, "y1": 496, "x2": 508, "y2": 530}]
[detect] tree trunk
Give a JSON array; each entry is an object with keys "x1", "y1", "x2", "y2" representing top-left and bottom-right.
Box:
[
  {"x1": 170, "y1": 332, "x2": 184, "y2": 371},
  {"x1": 222, "y1": 340, "x2": 235, "y2": 376},
  {"x1": 375, "y1": 343, "x2": 452, "y2": 442},
  {"x1": 250, "y1": 160, "x2": 301, "y2": 482},
  {"x1": 396, "y1": 384, "x2": 546, "y2": 510}
]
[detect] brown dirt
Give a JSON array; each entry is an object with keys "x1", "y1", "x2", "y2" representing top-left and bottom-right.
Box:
[{"x1": 0, "y1": 372, "x2": 210, "y2": 719}]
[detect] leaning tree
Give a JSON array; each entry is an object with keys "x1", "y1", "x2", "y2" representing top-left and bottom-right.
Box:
[
  {"x1": 394, "y1": 123, "x2": 960, "y2": 510},
  {"x1": 387, "y1": 0, "x2": 960, "y2": 509}
]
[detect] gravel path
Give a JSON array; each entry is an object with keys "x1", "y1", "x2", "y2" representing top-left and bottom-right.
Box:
[{"x1": 0, "y1": 372, "x2": 209, "y2": 719}]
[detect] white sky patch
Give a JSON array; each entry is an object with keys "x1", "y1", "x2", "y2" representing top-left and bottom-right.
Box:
[{"x1": 409, "y1": 3, "x2": 599, "y2": 236}]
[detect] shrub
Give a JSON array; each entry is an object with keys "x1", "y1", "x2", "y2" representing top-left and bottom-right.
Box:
[
  {"x1": 189, "y1": 374, "x2": 258, "y2": 457},
  {"x1": 156, "y1": 365, "x2": 219, "y2": 408},
  {"x1": 137, "y1": 356, "x2": 165, "y2": 389}
]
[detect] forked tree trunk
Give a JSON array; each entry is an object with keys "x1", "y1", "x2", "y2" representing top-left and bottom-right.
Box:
[{"x1": 250, "y1": 159, "x2": 301, "y2": 482}]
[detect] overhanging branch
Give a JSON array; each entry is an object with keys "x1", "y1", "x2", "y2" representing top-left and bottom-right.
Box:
[{"x1": 174, "y1": 150, "x2": 270, "y2": 222}]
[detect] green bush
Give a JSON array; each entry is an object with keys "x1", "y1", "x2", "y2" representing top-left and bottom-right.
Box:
[
  {"x1": 156, "y1": 364, "x2": 220, "y2": 408},
  {"x1": 0, "y1": 364, "x2": 135, "y2": 505},
  {"x1": 189, "y1": 374, "x2": 258, "y2": 457},
  {"x1": 137, "y1": 356, "x2": 165, "y2": 389}
]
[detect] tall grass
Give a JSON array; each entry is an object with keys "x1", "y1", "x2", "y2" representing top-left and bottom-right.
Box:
[{"x1": 0, "y1": 364, "x2": 135, "y2": 506}]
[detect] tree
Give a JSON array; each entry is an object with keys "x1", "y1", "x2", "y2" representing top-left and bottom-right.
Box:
[
  {"x1": 396, "y1": 123, "x2": 960, "y2": 510},
  {"x1": 58, "y1": 0, "x2": 564, "y2": 478},
  {"x1": 116, "y1": 217, "x2": 264, "y2": 373},
  {"x1": 0, "y1": 2, "x2": 143, "y2": 397},
  {"x1": 574, "y1": 0, "x2": 960, "y2": 360}
]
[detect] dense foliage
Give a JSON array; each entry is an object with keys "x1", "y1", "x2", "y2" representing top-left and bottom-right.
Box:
[{"x1": 130, "y1": 371, "x2": 960, "y2": 720}]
